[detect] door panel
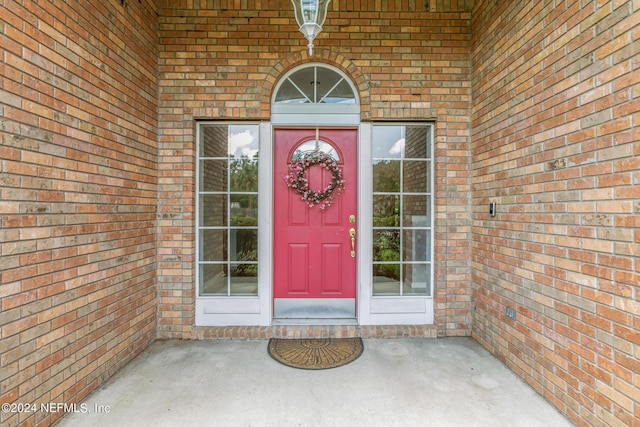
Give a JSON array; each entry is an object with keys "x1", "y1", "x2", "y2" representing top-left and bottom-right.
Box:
[
  {"x1": 287, "y1": 243, "x2": 309, "y2": 294},
  {"x1": 321, "y1": 244, "x2": 342, "y2": 294},
  {"x1": 273, "y1": 128, "x2": 357, "y2": 318}
]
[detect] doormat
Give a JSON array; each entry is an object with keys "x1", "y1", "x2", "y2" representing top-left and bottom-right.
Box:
[{"x1": 268, "y1": 338, "x2": 364, "y2": 370}]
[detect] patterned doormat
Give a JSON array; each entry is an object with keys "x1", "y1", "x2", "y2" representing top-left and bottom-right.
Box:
[{"x1": 268, "y1": 338, "x2": 364, "y2": 370}]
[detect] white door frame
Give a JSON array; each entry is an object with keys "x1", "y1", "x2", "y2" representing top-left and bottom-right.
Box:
[
  {"x1": 196, "y1": 120, "x2": 433, "y2": 326},
  {"x1": 196, "y1": 61, "x2": 433, "y2": 326},
  {"x1": 265, "y1": 118, "x2": 433, "y2": 326}
]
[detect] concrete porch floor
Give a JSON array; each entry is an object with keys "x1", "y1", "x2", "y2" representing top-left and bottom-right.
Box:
[{"x1": 58, "y1": 338, "x2": 573, "y2": 427}]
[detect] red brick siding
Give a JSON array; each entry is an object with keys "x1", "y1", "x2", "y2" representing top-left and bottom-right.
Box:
[
  {"x1": 5, "y1": 1, "x2": 634, "y2": 426},
  {"x1": 156, "y1": 0, "x2": 473, "y2": 338},
  {"x1": 471, "y1": 0, "x2": 640, "y2": 425},
  {"x1": 0, "y1": 0, "x2": 158, "y2": 426}
]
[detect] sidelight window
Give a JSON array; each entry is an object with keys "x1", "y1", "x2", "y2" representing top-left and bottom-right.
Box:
[
  {"x1": 372, "y1": 125, "x2": 433, "y2": 296},
  {"x1": 197, "y1": 124, "x2": 259, "y2": 296}
]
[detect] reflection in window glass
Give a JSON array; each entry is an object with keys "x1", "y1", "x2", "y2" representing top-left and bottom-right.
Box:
[
  {"x1": 402, "y1": 195, "x2": 430, "y2": 226},
  {"x1": 372, "y1": 265, "x2": 400, "y2": 296},
  {"x1": 373, "y1": 230, "x2": 400, "y2": 262},
  {"x1": 230, "y1": 194, "x2": 258, "y2": 225},
  {"x1": 322, "y1": 79, "x2": 357, "y2": 103},
  {"x1": 372, "y1": 125, "x2": 432, "y2": 297},
  {"x1": 230, "y1": 229, "x2": 258, "y2": 261},
  {"x1": 230, "y1": 159, "x2": 258, "y2": 192},
  {"x1": 200, "y1": 264, "x2": 226, "y2": 295},
  {"x1": 200, "y1": 229, "x2": 226, "y2": 262},
  {"x1": 275, "y1": 79, "x2": 310, "y2": 104},
  {"x1": 372, "y1": 126, "x2": 403, "y2": 159},
  {"x1": 198, "y1": 124, "x2": 259, "y2": 296},
  {"x1": 403, "y1": 161, "x2": 428, "y2": 193},
  {"x1": 403, "y1": 264, "x2": 429, "y2": 296},
  {"x1": 200, "y1": 160, "x2": 228, "y2": 192},
  {"x1": 292, "y1": 140, "x2": 340, "y2": 161},
  {"x1": 373, "y1": 160, "x2": 400, "y2": 192},
  {"x1": 200, "y1": 195, "x2": 227, "y2": 227},
  {"x1": 373, "y1": 195, "x2": 399, "y2": 227},
  {"x1": 402, "y1": 229, "x2": 430, "y2": 262},
  {"x1": 230, "y1": 265, "x2": 258, "y2": 295}
]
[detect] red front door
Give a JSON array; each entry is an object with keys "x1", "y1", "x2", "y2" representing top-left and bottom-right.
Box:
[{"x1": 273, "y1": 128, "x2": 357, "y2": 318}]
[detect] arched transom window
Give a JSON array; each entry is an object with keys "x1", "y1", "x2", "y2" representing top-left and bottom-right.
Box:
[{"x1": 274, "y1": 64, "x2": 357, "y2": 105}]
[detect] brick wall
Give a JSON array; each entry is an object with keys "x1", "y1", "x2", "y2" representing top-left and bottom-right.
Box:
[
  {"x1": 0, "y1": 0, "x2": 158, "y2": 425},
  {"x1": 156, "y1": 0, "x2": 473, "y2": 338},
  {"x1": 471, "y1": 0, "x2": 640, "y2": 425},
  {"x1": 9, "y1": 0, "x2": 637, "y2": 425}
]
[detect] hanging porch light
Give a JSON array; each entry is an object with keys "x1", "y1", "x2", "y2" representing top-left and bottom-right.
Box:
[{"x1": 291, "y1": 0, "x2": 331, "y2": 55}]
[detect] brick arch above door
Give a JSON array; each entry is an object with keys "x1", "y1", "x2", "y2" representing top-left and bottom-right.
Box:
[{"x1": 259, "y1": 49, "x2": 372, "y2": 120}]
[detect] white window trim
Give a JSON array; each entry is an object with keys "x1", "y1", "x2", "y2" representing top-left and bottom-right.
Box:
[
  {"x1": 361, "y1": 123, "x2": 434, "y2": 325},
  {"x1": 196, "y1": 121, "x2": 434, "y2": 326},
  {"x1": 271, "y1": 63, "x2": 360, "y2": 126},
  {"x1": 196, "y1": 72, "x2": 433, "y2": 326},
  {"x1": 195, "y1": 122, "x2": 270, "y2": 326}
]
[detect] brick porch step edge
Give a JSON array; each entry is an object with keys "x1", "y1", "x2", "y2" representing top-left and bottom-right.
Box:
[{"x1": 185, "y1": 325, "x2": 439, "y2": 339}]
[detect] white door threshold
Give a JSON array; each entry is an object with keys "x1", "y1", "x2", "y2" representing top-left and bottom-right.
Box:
[{"x1": 273, "y1": 298, "x2": 356, "y2": 319}]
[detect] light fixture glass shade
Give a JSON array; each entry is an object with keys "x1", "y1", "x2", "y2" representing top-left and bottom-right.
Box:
[{"x1": 291, "y1": 0, "x2": 331, "y2": 55}]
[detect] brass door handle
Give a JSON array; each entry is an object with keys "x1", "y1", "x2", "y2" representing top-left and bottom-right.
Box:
[{"x1": 349, "y1": 228, "x2": 356, "y2": 257}]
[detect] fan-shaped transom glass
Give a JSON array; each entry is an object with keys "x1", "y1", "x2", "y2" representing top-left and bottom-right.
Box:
[
  {"x1": 291, "y1": 139, "x2": 340, "y2": 161},
  {"x1": 275, "y1": 65, "x2": 357, "y2": 105}
]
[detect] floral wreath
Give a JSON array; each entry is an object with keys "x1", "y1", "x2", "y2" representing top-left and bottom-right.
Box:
[{"x1": 283, "y1": 151, "x2": 345, "y2": 209}]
